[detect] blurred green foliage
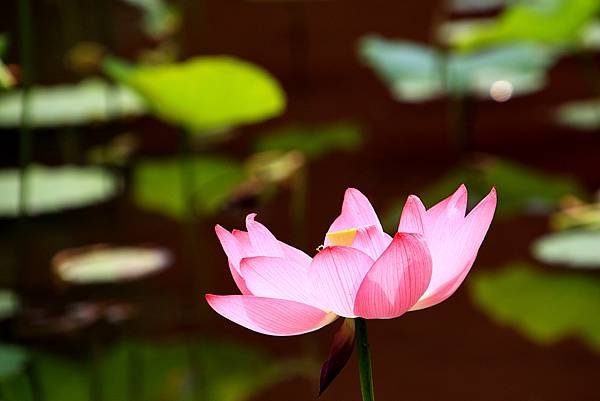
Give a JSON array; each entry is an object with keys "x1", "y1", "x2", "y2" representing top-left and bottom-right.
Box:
[
  {"x1": 533, "y1": 230, "x2": 600, "y2": 269},
  {"x1": 121, "y1": 0, "x2": 180, "y2": 39},
  {"x1": 0, "y1": 290, "x2": 19, "y2": 320},
  {"x1": 0, "y1": 79, "x2": 146, "y2": 128},
  {"x1": 1, "y1": 339, "x2": 312, "y2": 401},
  {"x1": 0, "y1": 344, "x2": 28, "y2": 381},
  {"x1": 384, "y1": 157, "x2": 583, "y2": 230},
  {"x1": 452, "y1": 0, "x2": 600, "y2": 51},
  {"x1": 470, "y1": 263, "x2": 600, "y2": 352},
  {"x1": 360, "y1": 35, "x2": 557, "y2": 102},
  {"x1": 133, "y1": 157, "x2": 246, "y2": 219},
  {"x1": 104, "y1": 57, "x2": 286, "y2": 133},
  {"x1": 0, "y1": 34, "x2": 7, "y2": 56},
  {"x1": 557, "y1": 97, "x2": 600, "y2": 130},
  {"x1": 255, "y1": 123, "x2": 364, "y2": 160},
  {"x1": 0, "y1": 165, "x2": 119, "y2": 217},
  {"x1": 0, "y1": 34, "x2": 13, "y2": 90}
]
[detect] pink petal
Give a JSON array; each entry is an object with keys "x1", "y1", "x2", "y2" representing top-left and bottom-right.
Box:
[
  {"x1": 328, "y1": 188, "x2": 382, "y2": 233},
  {"x1": 245, "y1": 214, "x2": 284, "y2": 257},
  {"x1": 240, "y1": 256, "x2": 313, "y2": 305},
  {"x1": 427, "y1": 184, "x2": 468, "y2": 222},
  {"x1": 215, "y1": 225, "x2": 244, "y2": 270},
  {"x1": 234, "y1": 227, "x2": 311, "y2": 268},
  {"x1": 214, "y1": 226, "x2": 251, "y2": 294},
  {"x1": 348, "y1": 226, "x2": 393, "y2": 260},
  {"x1": 309, "y1": 246, "x2": 374, "y2": 318},
  {"x1": 280, "y1": 243, "x2": 312, "y2": 268},
  {"x1": 229, "y1": 261, "x2": 252, "y2": 295},
  {"x1": 397, "y1": 195, "x2": 426, "y2": 234},
  {"x1": 205, "y1": 294, "x2": 336, "y2": 336},
  {"x1": 354, "y1": 233, "x2": 432, "y2": 319},
  {"x1": 412, "y1": 187, "x2": 497, "y2": 310},
  {"x1": 232, "y1": 229, "x2": 252, "y2": 252}
]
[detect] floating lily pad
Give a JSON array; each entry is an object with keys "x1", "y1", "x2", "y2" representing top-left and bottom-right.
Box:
[
  {"x1": 533, "y1": 230, "x2": 600, "y2": 269},
  {"x1": 383, "y1": 157, "x2": 583, "y2": 230},
  {"x1": 557, "y1": 97, "x2": 600, "y2": 130},
  {"x1": 470, "y1": 264, "x2": 600, "y2": 352},
  {"x1": 0, "y1": 165, "x2": 119, "y2": 217},
  {"x1": 0, "y1": 344, "x2": 29, "y2": 381},
  {"x1": 0, "y1": 290, "x2": 19, "y2": 320},
  {"x1": 53, "y1": 245, "x2": 172, "y2": 284},
  {"x1": 360, "y1": 35, "x2": 557, "y2": 102},
  {"x1": 451, "y1": 0, "x2": 600, "y2": 51},
  {"x1": 104, "y1": 56, "x2": 286, "y2": 133},
  {"x1": 121, "y1": 0, "x2": 180, "y2": 39},
  {"x1": 133, "y1": 157, "x2": 246, "y2": 219},
  {"x1": 32, "y1": 339, "x2": 313, "y2": 401},
  {"x1": 0, "y1": 79, "x2": 146, "y2": 128},
  {"x1": 255, "y1": 123, "x2": 363, "y2": 160}
]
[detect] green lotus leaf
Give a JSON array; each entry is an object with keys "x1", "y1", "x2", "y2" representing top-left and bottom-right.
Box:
[
  {"x1": 255, "y1": 122, "x2": 363, "y2": 160},
  {"x1": 104, "y1": 56, "x2": 286, "y2": 133},
  {"x1": 360, "y1": 35, "x2": 557, "y2": 102},
  {"x1": 453, "y1": 0, "x2": 600, "y2": 51},
  {"x1": 533, "y1": 230, "x2": 600, "y2": 269},
  {"x1": 0, "y1": 344, "x2": 29, "y2": 381},
  {"x1": 0, "y1": 79, "x2": 146, "y2": 128},
  {"x1": 133, "y1": 157, "x2": 246, "y2": 219},
  {"x1": 470, "y1": 263, "x2": 600, "y2": 352},
  {"x1": 0, "y1": 165, "x2": 119, "y2": 217}
]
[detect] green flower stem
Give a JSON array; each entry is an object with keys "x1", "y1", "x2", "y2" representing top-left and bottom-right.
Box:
[{"x1": 355, "y1": 318, "x2": 375, "y2": 401}]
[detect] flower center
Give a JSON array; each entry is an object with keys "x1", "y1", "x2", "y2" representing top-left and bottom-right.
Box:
[{"x1": 325, "y1": 228, "x2": 358, "y2": 247}]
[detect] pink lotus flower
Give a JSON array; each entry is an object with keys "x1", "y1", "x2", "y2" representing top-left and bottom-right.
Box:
[{"x1": 206, "y1": 185, "x2": 496, "y2": 336}]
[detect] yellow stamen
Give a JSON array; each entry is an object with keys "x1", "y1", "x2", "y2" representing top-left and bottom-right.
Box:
[{"x1": 326, "y1": 228, "x2": 358, "y2": 247}]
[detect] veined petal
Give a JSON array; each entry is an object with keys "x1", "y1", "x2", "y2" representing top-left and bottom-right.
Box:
[
  {"x1": 215, "y1": 226, "x2": 251, "y2": 294},
  {"x1": 354, "y1": 233, "x2": 432, "y2": 319},
  {"x1": 232, "y1": 229, "x2": 252, "y2": 253},
  {"x1": 205, "y1": 294, "x2": 336, "y2": 336},
  {"x1": 229, "y1": 261, "x2": 252, "y2": 295},
  {"x1": 245, "y1": 214, "x2": 284, "y2": 257},
  {"x1": 426, "y1": 184, "x2": 468, "y2": 222},
  {"x1": 328, "y1": 188, "x2": 382, "y2": 233},
  {"x1": 233, "y1": 227, "x2": 311, "y2": 268},
  {"x1": 413, "y1": 187, "x2": 497, "y2": 310},
  {"x1": 349, "y1": 226, "x2": 393, "y2": 260},
  {"x1": 309, "y1": 246, "x2": 374, "y2": 318},
  {"x1": 215, "y1": 225, "x2": 244, "y2": 272},
  {"x1": 397, "y1": 195, "x2": 426, "y2": 234},
  {"x1": 240, "y1": 256, "x2": 314, "y2": 305},
  {"x1": 280, "y1": 243, "x2": 312, "y2": 268}
]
